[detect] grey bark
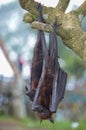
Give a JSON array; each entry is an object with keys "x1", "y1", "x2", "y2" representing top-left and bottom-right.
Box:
[
  {"x1": 0, "y1": 40, "x2": 26, "y2": 119},
  {"x1": 19, "y1": 0, "x2": 86, "y2": 63}
]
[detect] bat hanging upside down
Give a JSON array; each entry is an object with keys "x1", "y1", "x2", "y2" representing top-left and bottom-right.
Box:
[{"x1": 25, "y1": 3, "x2": 67, "y2": 123}]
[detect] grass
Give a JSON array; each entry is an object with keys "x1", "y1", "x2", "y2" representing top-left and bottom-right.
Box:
[
  {"x1": 19, "y1": 117, "x2": 72, "y2": 130},
  {"x1": 0, "y1": 114, "x2": 86, "y2": 130},
  {"x1": 76, "y1": 120, "x2": 86, "y2": 130}
]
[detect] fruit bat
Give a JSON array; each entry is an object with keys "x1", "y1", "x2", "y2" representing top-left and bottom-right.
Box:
[
  {"x1": 26, "y1": 3, "x2": 67, "y2": 123},
  {"x1": 25, "y1": 30, "x2": 43, "y2": 101},
  {"x1": 25, "y1": 3, "x2": 44, "y2": 101}
]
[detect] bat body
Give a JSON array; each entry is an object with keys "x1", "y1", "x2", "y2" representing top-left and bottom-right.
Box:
[
  {"x1": 32, "y1": 26, "x2": 58, "y2": 122},
  {"x1": 25, "y1": 4, "x2": 44, "y2": 101},
  {"x1": 26, "y1": 3, "x2": 67, "y2": 123},
  {"x1": 36, "y1": 68, "x2": 54, "y2": 122},
  {"x1": 25, "y1": 30, "x2": 43, "y2": 101}
]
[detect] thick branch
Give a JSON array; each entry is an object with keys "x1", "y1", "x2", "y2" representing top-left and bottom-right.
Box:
[
  {"x1": 19, "y1": 0, "x2": 86, "y2": 62},
  {"x1": 74, "y1": 0, "x2": 86, "y2": 18},
  {"x1": 23, "y1": 12, "x2": 34, "y2": 23},
  {"x1": 31, "y1": 15, "x2": 86, "y2": 63},
  {"x1": 19, "y1": 0, "x2": 63, "y2": 23},
  {"x1": 0, "y1": 40, "x2": 20, "y2": 78},
  {"x1": 56, "y1": 0, "x2": 70, "y2": 12},
  {"x1": 31, "y1": 21, "x2": 52, "y2": 32}
]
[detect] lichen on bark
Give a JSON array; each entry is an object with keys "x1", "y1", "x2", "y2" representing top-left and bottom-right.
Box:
[{"x1": 19, "y1": 0, "x2": 86, "y2": 63}]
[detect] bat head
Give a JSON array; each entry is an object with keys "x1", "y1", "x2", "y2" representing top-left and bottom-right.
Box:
[
  {"x1": 35, "y1": 105, "x2": 54, "y2": 123},
  {"x1": 40, "y1": 115, "x2": 54, "y2": 124}
]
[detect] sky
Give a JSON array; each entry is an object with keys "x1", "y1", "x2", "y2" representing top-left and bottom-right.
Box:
[
  {"x1": 0, "y1": 49, "x2": 13, "y2": 77},
  {"x1": 0, "y1": 0, "x2": 15, "y2": 5},
  {"x1": 0, "y1": 0, "x2": 85, "y2": 77},
  {"x1": 35, "y1": 0, "x2": 85, "y2": 8},
  {"x1": 0, "y1": 0, "x2": 85, "y2": 7}
]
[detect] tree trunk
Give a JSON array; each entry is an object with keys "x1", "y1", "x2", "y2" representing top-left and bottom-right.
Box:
[
  {"x1": 0, "y1": 39, "x2": 26, "y2": 119},
  {"x1": 11, "y1": 76, "x2": 26, "y2": 119}
]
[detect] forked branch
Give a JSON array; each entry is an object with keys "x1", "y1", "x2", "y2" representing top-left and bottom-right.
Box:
[{"x1": 19, "y1": 0, "x2": 86, "y2": 62}]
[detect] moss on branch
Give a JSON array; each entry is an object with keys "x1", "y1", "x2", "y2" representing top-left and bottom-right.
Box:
[
  {"x1": 19, "y1": 0, "x2": 86, "y2": 62},
  {"x1": 56, "y1": 0, "x2": 70, "y2": 12}
]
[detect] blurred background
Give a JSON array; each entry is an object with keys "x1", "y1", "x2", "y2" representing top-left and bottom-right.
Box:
[{"x1": 0, "y1": 0, "x2": 86, "y2": 130}]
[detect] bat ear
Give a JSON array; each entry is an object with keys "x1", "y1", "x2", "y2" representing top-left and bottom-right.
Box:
[
  {"x1": 25, "y1": 86, "x2": 28, "y2": 91},
  {"x1": 49, "y1": 118, "x2": 54, "y2": 124},
  {"x1": 40, "y1": 119, "x2": 43, "y2": 123}
]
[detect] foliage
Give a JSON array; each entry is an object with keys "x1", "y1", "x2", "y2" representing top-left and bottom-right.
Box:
[
  {"x1": 57, "y1": 37, "x2": 86, "y2": 78},
  {"x1": 0, "y1": 115, "x2": 71, "y2": 130},
  {"x1": 0, "y1": 1, "x2": 85, "y2": 77},
  {"x1": 76, "y1": 120, "x2": 86, "y2": 130},
  {"x1": 65, "y1": 57, "x2": 85, "y2": 78},
  {"x1": 1, "y1": 115, "x2": 86, "y2": 130}
]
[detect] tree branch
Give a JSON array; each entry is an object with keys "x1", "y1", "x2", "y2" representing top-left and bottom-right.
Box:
[
  {"x1": 19, "y1": 0, "x2": 63, "y2": 23},
  {"x1": 0, "y1": 40, "x2": 20, "y2": 78},
  {"x1": 19, "y1": 0, "x2": 86, "y2": 62},
  {"x1": 23, "y1": 12, "x2": 34, "y2": 23},
  {"x1": 31, "y1": 15, "x2": 86, "y2": 62},
  {"x1": 31, "y1": 21, "x2": 52, "y2": 32},
  {"x1": 56, "y1": 0, "x2": 70, "y2": 12},
  {"x1": 74, "y1": 0, "x2": 86, "y2": 18}
]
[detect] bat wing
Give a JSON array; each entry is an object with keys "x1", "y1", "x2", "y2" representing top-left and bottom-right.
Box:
[
  {"x1": 31, "y1": 31, "x2": 43, "y2": 85},
  {"x1": 25, "y1": 4, "x2": 44, "y2": 100},
  {"x1": 48, "y1": 22, "x2": 57, "y2": 70},
  {"x1": 50, "y1": 65, "x2": 67, "y2": 112},
  {"x1": 32, "y1": 30, "x2": 48, "y2": 111},
  {"x1": 25, "y1": 30, "x2": 44, "y2": 101},
  {"x1": 49, "y1": 20, "x2": 67, "y2": 113},
  {"x1": 57, "y1": 69, "x2": 67, "y2": 104}
]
